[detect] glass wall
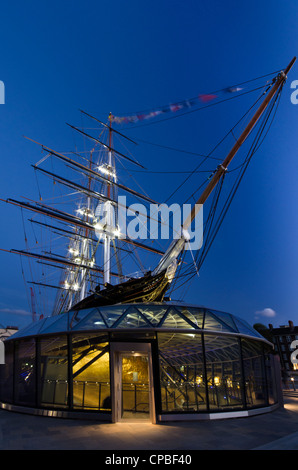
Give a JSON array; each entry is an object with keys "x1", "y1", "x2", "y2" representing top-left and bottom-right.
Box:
[
  {"x1": 0, "y1": 341, "x2": 14, "y2": 404},
  {"x1": 40, "y1": 335, "x2": 69, "y2": 408},
  {"x1": 204, "y1": 335, "x2": 244, "y2": 410},
  {"x1": 241, "y1": 338, "x2": 267, "y2": 408},
  {"x1": 72, "y1": 333, "x2": 110, "y2": 411},
  {"x1": 15, "y1": 338, "x2": 36, "y2": 406},
  {"x1": 0, "y1": 330, "x2": 278, "y2": 417},
  {"x1": 158, "y1": 332, "x2": 207, "y2": 413},
  {"x1": 264, "y1": 349, "x2": 277, "y2": 405},
  {"x1": 157, "y1": 333, "x2": 277, "y2": 414}
]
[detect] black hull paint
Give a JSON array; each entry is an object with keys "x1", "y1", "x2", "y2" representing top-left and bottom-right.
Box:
[{"x1": 71, "y1": 271, "x2": 169, "y2": 310}]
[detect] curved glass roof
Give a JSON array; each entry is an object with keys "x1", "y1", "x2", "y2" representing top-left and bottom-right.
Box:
[{"x1": 9, "y1": 302, "x2": 264, "y2": 340}]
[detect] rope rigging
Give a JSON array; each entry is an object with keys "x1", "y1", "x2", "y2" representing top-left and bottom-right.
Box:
[
  {"x1": 168, "y1": 81, "x2": 284, "y2": 300},
  {"x1": 16, "y1": 65, "x2": 290, "y2": 317}
]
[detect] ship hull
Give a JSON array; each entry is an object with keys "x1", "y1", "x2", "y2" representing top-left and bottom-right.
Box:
[{"x1": 71, "y1": 270, "x2": 170, "y2": 310}]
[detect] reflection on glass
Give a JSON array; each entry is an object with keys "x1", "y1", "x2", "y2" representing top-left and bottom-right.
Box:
[
  {"x1": 15, "y1": 338, "x2": 36, "y2": 406},
  {"x1": 40, "y1": 335, "x2": 68, "y2": 408},
  {"x1": 242, "y1": 338, "x2": 267, "y2": 408},
  {"x1": 121, "y1": 355, "x2": 149, "y2": 419},
  {"x1": 204, "y1": 335, "x2": 244, "y2": 410},
  {"x1": 117, "y1": 307, "x2": 150, "y2": 328},
  {"x1": 136, "y1": 305, "x2": 168, "y2": 326},
  {"x1": 176, "y1": 306, "x2": 204, "y2": 328},
  {"x1": 72, "y1": 333, "x2": 110, "y2": 411},
  {"x1": 158, "y1": 332, "x2": 207, "y2": 413},
  {"x1": 264, "y1": 348, "x2": 277, "y2": 405},
  {"x1": 0, "y1": 341, "x2": 14, "y2": 403}
]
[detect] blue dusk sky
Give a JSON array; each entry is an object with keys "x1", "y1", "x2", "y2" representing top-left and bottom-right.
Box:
[{"x1": 0, "y1": 0, "x2": 297, "y2": 330}]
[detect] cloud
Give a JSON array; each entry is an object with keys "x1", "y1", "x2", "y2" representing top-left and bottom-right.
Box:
[
  {"x1": 0, "y1": 308, "x2": 32, "y2": 317},
  {"x1": 255, "y1": 307, "x2": 276, "y2": 318}
]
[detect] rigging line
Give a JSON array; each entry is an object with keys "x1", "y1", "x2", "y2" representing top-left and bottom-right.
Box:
[
  {"x1": 114, "y1": 153, "x2": 157, "y2": 207},
  {"x1": 73, "y1": 237, "x2": 101, "y2": 292},
  {"x1": 112, "y1": 160, "x2": 169, "y2": 247},
  {"x1": 173, "y1": 104, "x2": 275, "y2": 289},
  {"x1": 29, "y1": 219, "x2": 39, "y2": 245},
  {"x1": 128, "y1": 139, "x2": 223, "y2": 162},
  {"x1": 173, "y1": 87, "x2": 282, "y2": 293},
  {"x1": 34, "y1": 168, "x2": 43, "y2": 201},
  {"x1": 180, "y1": 122, "x2": 267, "y2": 285},
  {"x1": 248, "y1": 83, "x2": 283, "y2": 155},
  {"x1": 79, "y1": 109, "x2": 138, "y2": 145},
  {"x1": 19, "y1": 255, "x2": 32, "y2": 316},
  {"x1": 21, "y1": 218, "x2": 39, "y2": 310},
  {"x1": 121, "y1": 240, "x2": 146, "y2": 274},
  {"x1": 168, "y1": 248, "x2": 187, "y2": 298},
  {"x1": 165, "y1": 158, "x2": 210, "y2": 203},
  {"x1": 20, "y1": 208, "x2": 28, "y2": 243},
  {"x1": 112, "y1": 144, "x2": 188, "y2": 241},
  {"x1": 66, "y1": 123, "x2": 146, "y2": 169},
  {"x1": 115, "y1": 70, "x2": 281, "y2": 117},
  {"x1": 108, "y1": 246, "x2": 143, "y2": 277},
  {"x1": 202, "y1": 172, "x2": 226, "y2": 247},
  {"x1": 173, "y1": 171, "x2": 225, "y2": 287},
  {"x1": 165, "y1": 83, "x2": 271, "y2": 204},
  {"x1": 122, "y1": 85, "x2": 268, "y2": 130},
  {"x1": 122, "y1": 168, "x2": 224, "y2": 175}
]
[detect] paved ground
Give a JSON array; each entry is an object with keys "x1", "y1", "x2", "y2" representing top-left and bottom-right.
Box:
[{"x1": 1, "y1": 391, "x2": 298, "y2": 450}]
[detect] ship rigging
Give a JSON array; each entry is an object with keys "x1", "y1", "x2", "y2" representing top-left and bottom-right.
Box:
[{"x1": 1, "y1": 57, "x2": 296, "y2": 320}]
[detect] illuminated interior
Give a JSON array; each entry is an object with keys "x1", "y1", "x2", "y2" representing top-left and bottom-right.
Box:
[
  {"x1": 0, "y1": 303, "x2": 281, "y2": 421},
  {"x1": 121, "y1": 355, "x2": 150, "y2": 419}
]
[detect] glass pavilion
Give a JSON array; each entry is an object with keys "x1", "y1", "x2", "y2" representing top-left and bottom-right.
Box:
[{"x1": 0, "y1": 302, "x2": 282, "y2": 422}]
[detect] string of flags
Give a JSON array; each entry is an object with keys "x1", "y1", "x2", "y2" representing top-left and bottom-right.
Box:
[{"x1": 111, "y1": 86, "x2": 244, "y2": 124}]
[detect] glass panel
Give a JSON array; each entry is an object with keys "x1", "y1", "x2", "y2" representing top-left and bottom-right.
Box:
[
  {"x1": 117, "y1": 307, "x2": 152, "y2": 329},
  {"x1": 161, "y1": 308, "x2": 195, "y2": 329},
  {"x1": 241, "y1": 338, "x2": 267, "y2": 408},
  {"x1": 158, "y1": 332, "x2": 207, "y2": 413},
  {"x1": 15, "y1": 338, "x2": 36, "y2": 406},
  {"x1": 234, "y1": 317, "x2": 262, "y2": 338},
  {"x1": 11, "y1": 318, "x2": 46, "y2": 338},
  {"x1": 72, "y1": 333, "x2": 110, "y2": 411},
  {"x1": 121, "y1": 354, "x2": 149, "y2": 419},
  {"x1": 99, "y1": 306, "x2": 127, "y2": 327},
  {"x1": 264, "y1": 346, "x2": 277, "y2": 405},
  {"x1": 176, "y1": 307, "x2": 204, "y2": 328},
  {"x1": 204, "y1": 334, "x2": 244, "y2": 411},
  {"x1": 40, "y1": 335, "x2": 68, "y2": 408},
  {"x1": 71, "y1": 309, "x2": 106, "y2": 330},
  {"x1": 209, "y1": 310, "x2": 237, "y2": 332},
  {"x1": 0, "y1": 341, "x2": 14, "y2": 403},
  {"x1": 69, "y1": 309, "x2": 94, "y2": 329},
  {"x1": 38, "y1": 316, "x2": 63, "y2": 335},
  {"x1": 204, "y1": 311, "x2": 234, "y2": 332},
  {"x1": 40, "y1": 313, "x2": 70, "y2": 334},
  {"x1": 137, "y1": 305, "x2": 168, "y2": 326}
]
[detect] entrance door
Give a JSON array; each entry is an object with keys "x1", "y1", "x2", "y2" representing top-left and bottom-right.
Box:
[
  {"x1": 121, "y1": 353, "x2": 150, "y2": 420},
  {"x1": 111, "y1": 343, "x2": 155, "y2": 423}
]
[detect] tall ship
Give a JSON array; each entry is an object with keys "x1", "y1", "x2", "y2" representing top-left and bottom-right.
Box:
[
  {"x1": 0, "y1": 58, "x2": 295, "y2": 424},
  {"x1": 1, "y1": 57, "x2": 296, "y2": 321}
]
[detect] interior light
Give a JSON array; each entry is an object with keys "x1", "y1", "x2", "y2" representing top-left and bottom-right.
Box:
[{"x1": 214, "y1": 376, "x2": 220, "y2": 385}]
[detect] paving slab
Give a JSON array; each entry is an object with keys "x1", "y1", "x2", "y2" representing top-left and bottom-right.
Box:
[{"x1": 0, "y1": 392, "x2": 298, "y2": 450}]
